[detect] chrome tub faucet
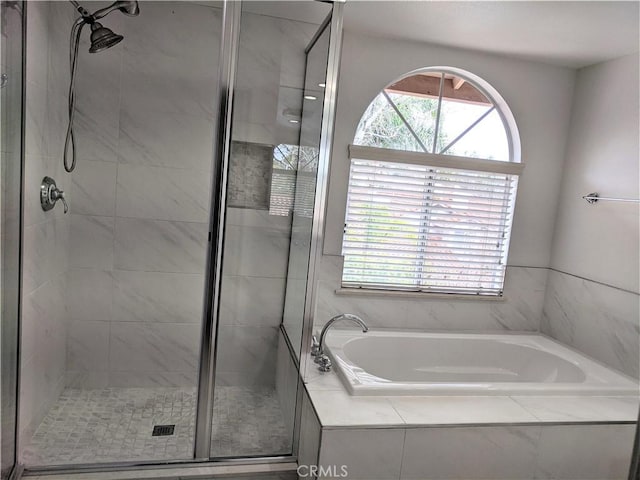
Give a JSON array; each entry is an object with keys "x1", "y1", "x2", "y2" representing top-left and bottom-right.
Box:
[{"x1": 312, "y1": 313, "x2": 369, "y2": 372}]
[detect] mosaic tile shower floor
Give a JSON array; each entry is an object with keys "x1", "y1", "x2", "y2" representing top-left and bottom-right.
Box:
[{"x1": 23, "y1": 387, "x2": 292, "y2": 465}]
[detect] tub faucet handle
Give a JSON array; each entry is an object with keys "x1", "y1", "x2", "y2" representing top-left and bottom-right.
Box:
[
  {"x1": 317, "y1": 354, "x2": 332, "y2": 372},
  {"x1": 311, "y1": 335, "x2": 320, "y2": 357}
]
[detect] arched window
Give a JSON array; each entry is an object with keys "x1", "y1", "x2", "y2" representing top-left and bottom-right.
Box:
[{"x1": 342, "y1": 68, "x2": 523, "y2": 296}]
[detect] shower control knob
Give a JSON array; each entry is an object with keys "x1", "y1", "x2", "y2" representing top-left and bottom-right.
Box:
[
  {"x1": 40, "y1": 177, "x2": 68, "y2": 214},
  {"x1": 317, "y1": 354, "x2": 332, "y2": 372}
]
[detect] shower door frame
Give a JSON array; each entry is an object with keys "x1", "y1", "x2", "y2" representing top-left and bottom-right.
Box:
[
  {"x1": 287, "y1": 8, "x2": 345, "y2": 467},
  {"x1": 296, "y1": 0, "x2": 344, "y2": 385},
  {"x1": 193, "y1": 0, "x2": 241, "y2": 461},
  {"x1": 19, "y1": 0, "x2": 346, "y2": 475},
  {"x1": 195, "y1": 0, "x2": 346, "y2": 461},
  {"x1": 1, "y1": 1, "x2": 26, "y2": 479}
]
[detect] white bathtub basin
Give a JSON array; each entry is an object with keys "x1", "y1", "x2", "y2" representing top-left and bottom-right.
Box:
[{"x1": 324, "y1": 330, "x2": 638, "y2": 396}]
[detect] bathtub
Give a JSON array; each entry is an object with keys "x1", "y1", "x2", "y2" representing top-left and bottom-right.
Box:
[{"x1": 324, "y1": 330, "x2": 638, "y2": 396}]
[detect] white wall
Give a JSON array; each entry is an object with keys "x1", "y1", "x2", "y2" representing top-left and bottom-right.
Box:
[
  {"x1": 549, "y1": 54, "x2": 639, "y2": 293},
  {"x1": 314, "y1": 30, "x2": 575, "y2": 333},
  {"x1": 542, "y1": 54, "x2": 639, "y2": 378}
]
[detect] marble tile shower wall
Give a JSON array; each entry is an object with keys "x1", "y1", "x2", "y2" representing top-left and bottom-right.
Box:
[
  {"x1": 65, "y1": 4, "x2": 316, "y2": 389},
  {"x1": 21, "y1": 1, "x2": 75, "y2": 440},
  {"x1": 232, "y1": 10, "x2": 315, "y2": 147},
  {"x1": 65, "y1": 2, "x2": 221, "y2": 389},
  {"x1": 227, "y1": 142, "x2": 273, "y2": 211}
]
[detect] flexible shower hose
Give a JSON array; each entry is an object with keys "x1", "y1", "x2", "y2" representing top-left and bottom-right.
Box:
[{"x1": 63, "y1": 19, "x2": 85, "y2": 173}]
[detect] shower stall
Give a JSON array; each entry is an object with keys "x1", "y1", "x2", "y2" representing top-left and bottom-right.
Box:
[{"x1": 0, "y1": 0, "x2": 343, "y2": 477}]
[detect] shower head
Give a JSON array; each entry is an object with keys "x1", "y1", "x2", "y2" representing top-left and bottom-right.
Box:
[
  {"x1": 64, "y1": 0, "x2": 139, "y2": 173},
  {"x1": 88, "y1": 22, "x2": 123, "y2": 53},
  {"x1": 68, "y1": 0, "x2": 138, "y2": 53}
]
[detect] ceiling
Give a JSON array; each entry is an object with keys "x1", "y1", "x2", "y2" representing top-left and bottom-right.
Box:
[{"x1": 342, "y1": 1, "x2": 640, "y2": 68}]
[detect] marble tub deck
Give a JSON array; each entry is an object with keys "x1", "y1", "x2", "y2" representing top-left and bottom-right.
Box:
[
  {"x1": 303, "y1": 368, "x2": 639, "y2": 480},
  {"x1": 22, "y1": 386, "x2": 292, "y2": 466},
  {"x1": 304, "y1": 366, "x2": 640, "y2": 428}
]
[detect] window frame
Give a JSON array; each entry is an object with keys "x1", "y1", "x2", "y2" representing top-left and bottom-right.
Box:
[
  {"x1": 385, "y1": 67, "x2": 522, "y2": 163},
  {"x1": 340, "y1": 68, "x2": 522, "y2": 297}
]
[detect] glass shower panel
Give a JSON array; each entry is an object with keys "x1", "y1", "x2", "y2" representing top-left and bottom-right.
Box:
[
  {"x1": 1, "y1": 1, "x2": 23, "y2": 477},
  {"x1": 19, "y1": 1, "x2": 222, "y2": 466},
  {"x1": 212, "y1": 1, "x2": 330, "y2": 458},
  {"x1": 282, "y1": 22, "x2": 331, "y2": 359}
]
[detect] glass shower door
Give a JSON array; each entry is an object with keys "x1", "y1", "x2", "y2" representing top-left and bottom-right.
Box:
[
  {"x1": 0, "y1": 1, "x2": 24, "y2": 477},
  {"x1": 209, "y1": 1, "x2": 332, "y2": 458},
  {"x1": 282, "y1": 17, "x2": 331, "y2": 359},
  {"x1": 19, "y1": 1, "x2": 223, "y2": 467}
]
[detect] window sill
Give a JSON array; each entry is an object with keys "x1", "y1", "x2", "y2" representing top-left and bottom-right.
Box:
[{"x1": 335, "y1": 287, "x2": 507, "y2": 302}]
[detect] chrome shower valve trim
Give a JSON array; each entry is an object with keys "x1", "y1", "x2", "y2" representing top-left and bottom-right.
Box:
[{"x1": 40, "y1": 177, "x2": 68, "y2": 214}]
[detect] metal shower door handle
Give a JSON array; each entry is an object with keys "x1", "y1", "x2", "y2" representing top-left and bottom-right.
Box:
[{"x1": 40, "y1": 177, "x2": 69, "y2": 213}]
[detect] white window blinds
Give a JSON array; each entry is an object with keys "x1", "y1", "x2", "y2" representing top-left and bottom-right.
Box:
[{"x1": 342, "y1": 146, "x2": 522, "y2": 296}]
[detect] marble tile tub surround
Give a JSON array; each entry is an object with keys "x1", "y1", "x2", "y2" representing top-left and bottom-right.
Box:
[
  {"x1": 21, "y1": 0, "x2": 75, "y2": 444},
  {"x1": 312, "y1": 255, "x2": 638, "y2": 382},
  {"x1": 304, "y1": 368, "x2": 639, "y2": 428},
  {"x1": 314, "y1": 254, "x2": 547, "y2": 332},
  {"x1": 314, "y1": 423, "x2": 636, "y2": 480},
  {"x1": 302, "y1": 370, "x2": 638, "y2": 479},
  {"x1": 542, "y1": 269, "x2": 640, "y2": 379},
  {"x1": 298, "y1": 390, "x2": 322, "y2": 472},
  {"x1": 275, "y1": 330, "x2": 299, "y2": 435}
]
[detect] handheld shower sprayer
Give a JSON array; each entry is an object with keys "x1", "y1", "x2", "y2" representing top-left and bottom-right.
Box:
[{"x1": 63, "y1": 1, "x2": 139, "y2": 173}]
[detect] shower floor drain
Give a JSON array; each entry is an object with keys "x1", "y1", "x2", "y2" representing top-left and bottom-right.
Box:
[{"x1": 152, "y1": 424, "x2": 175, "y2": 436}]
